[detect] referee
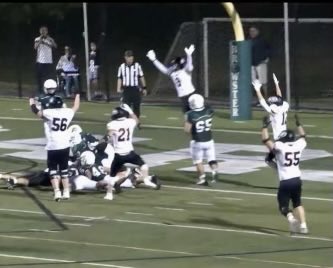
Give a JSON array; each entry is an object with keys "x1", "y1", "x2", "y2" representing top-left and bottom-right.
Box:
[{"x1": 117, "y1": 50, "x2": 147, "y2": 125}]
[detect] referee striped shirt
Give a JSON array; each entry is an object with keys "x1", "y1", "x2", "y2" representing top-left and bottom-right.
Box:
[{"x1": 117, "y1": 62, "x2": 144, "y2": 87}]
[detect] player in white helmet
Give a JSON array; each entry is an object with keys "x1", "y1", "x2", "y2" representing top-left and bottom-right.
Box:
[
  {"x1": 253, "y1": 73, "x2": 289, "y2": 168},
  {"x1": 146, "y1": 45, "x2": 196, "y2": 113},
  {"x1": 184, "y1": 94, "x2": 218, "y2": 185}
]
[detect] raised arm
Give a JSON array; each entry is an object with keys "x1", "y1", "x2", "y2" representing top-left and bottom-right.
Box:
[
  {"x1": 273, "y1": 73, "x2": 282, "y2": 97},
  {"x1": 146, "y1": 50, "x2": 169, "y2": 75},
  {"x1": 252, "y1": 79, "x2": 272, "y2": 113},
  {"x1": 261, "y1": 116, "x2": 274, "y2": 151},
  {"x1": 295, "y1": 114, "x2": 306, "y2": 138},
  {"x1": 29, "y1": 97, "x2": 43, "y2": 119},
  {"x1": 184, "y1": 44, "x2": 195, "y2": 72},
  {"x1": 71, "y1": 93, "x2": 80, "y2": 113}
]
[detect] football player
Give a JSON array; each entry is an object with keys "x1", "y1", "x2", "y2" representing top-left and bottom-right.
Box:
[
  {"x1": 146, "y1": 45, "x2": 196, "y2": 113},
  {"x1": 184, "y1": 94, "x2": 218, "y2": 185},
  {"x1": 253, "y1": 73, "x2": 289, "y2": 168},
  {"x1": 29, "y1": 81, "x2": 80, "y2": 201},
  {"x1": 106, "y1": 105, "x2": 161, "y2": 190},
  {"x1": 261, "y1": 114, "x2": 308, "y2": 234},
  {"x1": 37, "y1": 79, "x2": 65, "y2": 110},
  {"x1": 0, "y1": 170, "x2": 51, "y2": 189}
]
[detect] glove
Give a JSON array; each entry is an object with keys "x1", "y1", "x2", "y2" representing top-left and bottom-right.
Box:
[
  {"x1": 295, "y1": 114, "x2": 301, "y2": 126},
  {"x1": 146, "y1": 50, "x2": 156, "y2": 61},
  {"x1": 273, "y1": 73, "x2": 279, "y2": 85},
  {"x1": 184, "y1": 44, "x2": 195, "y2": 55},
  {"x1": 252, "y1": 79, "x2": 262, "y2": 92},
  {"x1": 262, "y1": 116, "x2": 271, "y2": 128}
]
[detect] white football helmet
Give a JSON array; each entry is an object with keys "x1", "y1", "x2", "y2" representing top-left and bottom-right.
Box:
[
  {"x1": 68, "y1": 124, "x2": 82, "y2": 134},
  {"x1": 43, "y1": 79, "x2": 58, "y2": 95},
  {"x1": 80, "y1": 151, "x2": 95, "y2": 167},
  {"x1": 188, "y1": 94, "x2": 204, "y2": 110}
]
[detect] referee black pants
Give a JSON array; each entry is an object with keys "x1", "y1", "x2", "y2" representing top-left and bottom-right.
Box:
[
  {"x1": 36, "y1": 63, "x2": 54, "y2": 94},
  {"x1": 122, "y1": 86, "x2": 141, "y2": 118}
]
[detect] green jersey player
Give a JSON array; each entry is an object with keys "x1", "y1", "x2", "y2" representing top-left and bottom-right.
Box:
[{"x1": 184, "y1": 94, "x2": 218, "y2": 185}]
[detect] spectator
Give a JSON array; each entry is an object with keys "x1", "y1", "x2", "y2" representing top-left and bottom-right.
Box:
[
  {"x1": 248, "y1": 26, "x2": 271, "y2": 101},
  {"x1": 56, "y1": 46, "x2": 80, "y2": 98},
  {"x1": 34, "y1": 25, "x2": 57, "y2": 94},
  {"x1": 117, "y1": 50, "x2": 147, "y2": 128},
  {"x1": 89, "y1": 42, "x2": 102, "y2": 99}
]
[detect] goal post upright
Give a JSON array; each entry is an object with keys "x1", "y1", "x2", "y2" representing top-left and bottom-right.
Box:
[{"x1": 222, "y1": 2, "x2": 252, "y2": 120}]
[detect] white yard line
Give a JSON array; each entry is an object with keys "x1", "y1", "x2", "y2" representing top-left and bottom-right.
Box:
[
  {"x1": 163, "y1": 185, "x2": 333, "y2": 202},
  {"x1": 0, "y1": 208, "x2": 104, "y2": 220},
  {"x1": 167, "y1": 117, "x2": 179, "y2": 120},
  {"x1": 0, "y1": 234, "x2": 195, "y2": 256},
  {"x1": 64, "y1": 223, "x2": 91, "y2": 227},
  {"x1": 187, "y1": 202, "x2": 214, "y2": 206},
  {"x1": 84, "y1": 216, "x2": 107, "y2": 221},
  {"x1": 220, "y1": 256, "x2": 330, "y2": 268},
  {"x1": 214, "y1": 196, "x2": 244, "y2": 201},
  {"x1": 125, "y1": 212, "x2": 154, "y2": 216},
  {"x1": 154, "y1": 206, "x2": 185, "y2": 211},
  {"x1": 0, "y1": 253, "x2": 134, "y2": 268},
  {"x1": 28, "y1": 229, "x2": 60, "y2": 233},
  {"x1": 0, "y1": 116, "x2": 331, "y2": 139}
]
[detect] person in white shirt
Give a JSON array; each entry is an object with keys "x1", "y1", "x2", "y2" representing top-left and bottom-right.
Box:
[
  {"x1": 253, "y1": 73, "x2": 289, "y2": 168},
  {"x1": 29, "y1": 79, "x2": 80, "y2": 201},
  {"x1": 34, "y1": 26, "x2": 57, "y2": 94},
  {"x1": 146, "y1": 45, "x2": 196, "y2": 113},
  {"x1": 56, "y1": 46, "x2": 80, "y2": 98},
  {"x1": 105, "y1": 104, "x2": 161, "y2": 193},
  {"x1": 261, "y1": 114, "x2": 308, "y2": 235}
]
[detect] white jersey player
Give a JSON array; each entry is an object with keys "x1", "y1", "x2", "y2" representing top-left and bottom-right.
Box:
[
  {"x1": 29, "y1": 79, "x2": 80, "y2": 201},
  {"x1": 146, "y1": 45, "x2": 196, "y2": 113},
  {"x1": 106, "y1": 104, "x2": 161, "y2": 191},
  {"x1": 262, "y1": 114, "x2": 308, "y2": 234},
  {"x1": 253, "y1": 73, "x2": 289, "y2": 167}
]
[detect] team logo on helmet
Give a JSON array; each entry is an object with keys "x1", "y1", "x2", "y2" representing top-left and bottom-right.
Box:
[{"x1": 277, "y1": 129, "x2": 295, "y2": 143}]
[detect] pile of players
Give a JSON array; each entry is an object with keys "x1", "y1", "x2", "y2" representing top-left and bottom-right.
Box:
[{"x1": 1, "y1": 107, "x2": 161, "y2": 201}]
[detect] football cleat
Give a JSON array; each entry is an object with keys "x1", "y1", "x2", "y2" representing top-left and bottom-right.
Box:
[
  {"x1": 299, "y1": 227, "x2": 309, "y2": 234},
  {"x1": 54, "y1": 190, "x2": 62, "y2": 202},
  {"x1": 62, "y1": 190, "x2": 70, "y2": 200},
  {"x1": 6, "y1": 178, "x2": 16, "y2": 190},
  {"x1": 289, "y1": 219, "x2": 300, "y2": 234},
  {"x1": 151, "y1": 175, "x2": 161, "y2": 190},
  {"x1": 196, "y1": 178, "x2": 208, "y2": 186},
  {"x1": 104, "y1": 192, "x2": 114, "y2": 200}
]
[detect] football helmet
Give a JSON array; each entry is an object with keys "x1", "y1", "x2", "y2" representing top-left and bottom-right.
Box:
[
  {"x1": 80, "y1": 151, "x2": 96, "y2": 167},
  {"x1": 68, "y1": 124, "x2": 83, "y2": 135},
  {"x1": 41, "y1": 95, "x2": 63, "y2": 109},
  {"x1": 111, "y1": 106, "x2": 129, "y2": 120},
  {"x1": 188, "y1": 94, "x2": 205, "y2": 110},
  {"x1": 169, "y1": 56, "x2": 186, "y2": 71},
  {"x1": 277, "y1": 129, "x2": 295, "y2": 143},
  {"x1": 267, "y1": 95, "x2": 283, "y2": 106},
  {"x1": 44, "y1": 79, "x2": 58, "y2": 95}
]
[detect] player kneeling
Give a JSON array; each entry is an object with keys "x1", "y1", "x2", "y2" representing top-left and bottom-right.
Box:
[{"x1": 184, "y1": 94, "x2": 218, "y2": 185}]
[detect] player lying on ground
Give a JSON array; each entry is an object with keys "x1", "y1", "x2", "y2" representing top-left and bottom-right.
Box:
[
  {"x1": 184, "y1": 94, "x2": 219, "y2": 186},
  {"x1": 253, "y1": 73, "x2": 289, "y2": 169},
  {"x1": 261, "y1": 114, "x2": 309, "y2": 234},
  {"x1": 146, "y1": 45, "x2": 196, "y2": 113}
]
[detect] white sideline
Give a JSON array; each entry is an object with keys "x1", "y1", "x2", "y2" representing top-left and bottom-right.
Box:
[
  {"x1": 163, "y1": 185, "x2": 333, "y2": 202},
  {"x1": 0, "y1": 253, "x2": 135, "y2": 268},
  {"x1": 0, "y1": 116, "x2": 331, "y2": 139}
]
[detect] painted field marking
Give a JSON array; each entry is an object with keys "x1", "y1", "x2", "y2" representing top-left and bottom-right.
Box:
[
  {"x1": 214, "y1": 196, "x2": 243, "y2": 201},
  {"x1": 167, "y1": 117, "x2": 179, "y2": 120},
  {"x1": 220, "y1": 256, "x2": 329, "y2": 268},
  {"x1": 154, "y1": 206, "x2": 185, "y2": 211},
  {"x1": 125, "y1": 212, "x2": 154, "y2": 216},
  {"x1": 64, "y1": 223, "x2": 91, "y2": 227},
  {"x1": 140, "y1": 115, "x2": 147, "y2": 118},
  {"x1": 163, "y1": 185, "x2": 333, "y2": 202},
  {"x1": 28, "y1": 229, "x2": 60, "y2": 233},
  {"x1": 0, "y1": 115, "x2": 331, "y2": 139},
  {"x1": 0, "y1": 253, "x2": 135, "y2": 268},
  {"x1": 11, "y1": 108, "x2": 23, "y2": 111},
  {"x1": 187, "y1": 202, "x2": 214, "y2": 206},
  {"x1": 303, "y1": 124, "x2": 316, "y2": 128},
  {"x1": 76, "y1": 112, "x2": 84, "y2": 114},
  {"x1": 84, "y1": 216, "x2": 107, "y2": 221}
]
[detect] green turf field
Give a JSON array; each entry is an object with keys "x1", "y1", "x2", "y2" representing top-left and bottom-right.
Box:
[{"x1": 0, "y1": 97, "x2": 332, "y2": 268}]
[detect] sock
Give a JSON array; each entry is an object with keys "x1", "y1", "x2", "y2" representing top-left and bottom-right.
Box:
[{"x1": 143, "y1": 176, "x2": 156, "y2": 188}]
